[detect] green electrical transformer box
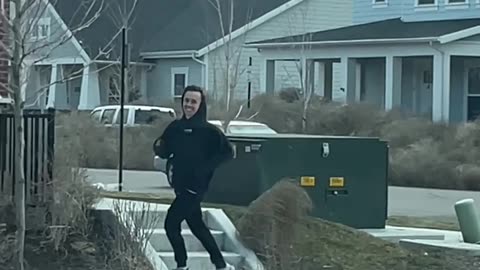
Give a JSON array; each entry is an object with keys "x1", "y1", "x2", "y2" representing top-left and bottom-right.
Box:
[{"x1": 203, "y1": 134, "x2": 389, "y2": 229}]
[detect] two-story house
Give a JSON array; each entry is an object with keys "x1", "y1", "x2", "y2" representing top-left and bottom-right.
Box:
[
  {"x1": 247, "y1": 0, "x2": 480, "y2": 123},
  {"x1": 22, "y1": 0, "x2": 353, "y2": 111}
]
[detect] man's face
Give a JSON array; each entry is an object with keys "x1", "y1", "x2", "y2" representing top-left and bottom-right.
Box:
[{"x1": 183, "y1": 91, "x2": 202, "y2": 119}]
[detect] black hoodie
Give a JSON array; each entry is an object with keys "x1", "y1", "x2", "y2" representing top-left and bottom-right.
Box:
[{"x1": 154, "y1": 86, "x2": 234, "y2": 195}]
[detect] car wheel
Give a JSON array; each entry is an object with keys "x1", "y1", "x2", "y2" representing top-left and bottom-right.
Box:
[{"x1": 166, "y1": 158, "x2": 173, "y2": 188}]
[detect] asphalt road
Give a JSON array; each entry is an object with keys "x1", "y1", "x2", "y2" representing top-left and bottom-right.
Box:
[{"x1": 85, "y1": 168, "x2": 480, "y2": 217}]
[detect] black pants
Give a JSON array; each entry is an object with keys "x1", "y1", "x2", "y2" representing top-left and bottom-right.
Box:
[{"x1": 164, "y1": 191, "x2": 226, "y2": 268}]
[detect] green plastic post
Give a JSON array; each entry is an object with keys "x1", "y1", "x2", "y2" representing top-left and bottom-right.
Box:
[{"x1": 454, "y1": 199, "x2": 480, "y2": 244}]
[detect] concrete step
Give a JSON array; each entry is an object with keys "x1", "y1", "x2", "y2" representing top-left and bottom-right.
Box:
[
  {"x1": 149, "y1": 228, "x2": 225, "y2": 252},
  {"x1": 399, "y1": 239, "x2": 480, "y2": 256},
  {"x1": 158, "y1": 251, "x2": 243, "y2": 270},
  {"x1": 361, "y1": 226, "x2": 445, "y2": 243},
  {"x1": 130, "y1": 210, "x2": 210, "y2": 230}
]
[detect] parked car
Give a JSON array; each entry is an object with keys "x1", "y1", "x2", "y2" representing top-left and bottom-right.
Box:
[
  {"x1": 90, "y1": 104, "x2": 176, "y2": 127},
  {"x1": 154, "y1": 120, "x2": 277, "y2": 187},
  {"x1": 90, "y1": 105, "x2": 176, "y2": 175},
  {"x1": 208, "y1": 120, "x2": 277, "y2": 135}
]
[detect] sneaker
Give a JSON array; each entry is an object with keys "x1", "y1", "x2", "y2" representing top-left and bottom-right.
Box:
[
  {"x1": 217, "y1": 263, "x2": 235, "y2": 270},
  {"x1": 173, "y1": 267, "x2": 188, "y2": 270}
]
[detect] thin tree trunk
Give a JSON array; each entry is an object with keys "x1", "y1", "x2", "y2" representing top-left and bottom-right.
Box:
[
  {"x1": 12, "y1": 0, "x2": 25, "y2": 269},
  {"x1": 13, "y1": 79, "x2": 25, "y2": 270},
  {"x1": 302, "y1": 103, "x2": 308, "y2": 133}
]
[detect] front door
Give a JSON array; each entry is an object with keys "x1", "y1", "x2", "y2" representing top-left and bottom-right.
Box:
[{"x1": 467, "y1": 67, "x2": 480, "y2": 121}]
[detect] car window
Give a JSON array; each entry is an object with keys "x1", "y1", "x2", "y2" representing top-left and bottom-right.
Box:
[
  {"x1": 90, "y1": 110, "x2": 102, "y2": 122},
  {"x1": 134, "y1": 109, "x2": 175, "y2": 125},
  {"x1": 101, "y1": 109, "x2": 116, "y2": 124},
  {"x1": 227, "y1": 125, "x2": 277, "y2": 134},
  {"x1": 114, "y1": 109, "x2": 129, "y2": 124}
]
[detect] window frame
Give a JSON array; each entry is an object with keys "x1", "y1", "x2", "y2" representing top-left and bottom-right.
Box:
[
  {"x1": 415, "y1": 0, "x2": 438, "y2": 11},
  {"x1": 416, "y1": 0, "x2": 437, "y2": 5},
  {"x1": 445, "y1": 0, "x2": 469, "y2": 9},
  {"x1": 30, "y1": 17, "x2": 51, "y2": 40},
  {"x1": 171, "y1": 67, "x2": 189, "y2": 98},
  {"x1": 372, "y1": 0, "x2": 388, "y2": 8}
]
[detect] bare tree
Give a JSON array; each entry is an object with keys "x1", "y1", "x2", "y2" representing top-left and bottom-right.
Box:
[
  {"x1": 106, "y1": 63, "x2": 142, "y2": 104},
  {"x1": 102, "y1": 0, "x2": 143, "y2": 105},
  {"x1": 284, "y1": 3, "x2": 314, "y2": 133},
  {"x1": 207, "y1": 0, "x2": 255, "y2": 129},
  {"x1": 0, "y1": 1, "x2": 104, "y2": 269}
]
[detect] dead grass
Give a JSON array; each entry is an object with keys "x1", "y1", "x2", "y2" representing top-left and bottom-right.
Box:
[{"x1": 99, "y1": 190, "x2": 480, "y2": 270}]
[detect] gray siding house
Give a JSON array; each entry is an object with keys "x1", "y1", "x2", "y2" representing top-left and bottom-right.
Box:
[
  {"x1": 247, "y1": 0, "x2": 480, "y2": 123},
  {"x1": 24, "y1": 0, "x2": 353, "y2": 110}
]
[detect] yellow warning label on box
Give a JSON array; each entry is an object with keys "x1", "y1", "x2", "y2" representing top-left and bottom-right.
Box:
[
  {"x1": 300, "y1": 176, "x2": 316, "y2": 187},
  {"x1": 329, "y1": 177, "x2": 345, "y2": 187}
]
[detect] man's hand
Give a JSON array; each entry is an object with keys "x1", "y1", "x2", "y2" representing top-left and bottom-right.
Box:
[{"x1": 153, "y1": 137, "x2": 171, "y2": 159}]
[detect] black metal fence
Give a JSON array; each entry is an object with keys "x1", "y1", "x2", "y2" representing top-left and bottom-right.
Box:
[{"x1": 0, "y1": 109, "x2": 55, "y2": 205}]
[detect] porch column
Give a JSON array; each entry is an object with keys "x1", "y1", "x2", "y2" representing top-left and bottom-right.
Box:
[
  {"x1": 342, "y1": 57, "x2": 358, "y2": 103},
  {"x1": 264, "y1": 59, "x2": 275, "y2": 95},
  {"x1": 46, "y1": 65, "x2": 68, "y2": 109},
  {"x1": 432, "y1": 53, "x2": 444, "y2": 122},
  {"x1": 385, "y1": 56, "x2": 402, "y2": 110},
  {"x1": 140, "y1": 68, "x2": 148, "y2": 102},
  {"x1": 324, "y1": 61, "x2": 333, "y2": 101},
  {"x1": 78, "y1": 63, "x2": 101, "y2": 110},
  {"x1": 46, "y1": 64, "x2": 58, "y2": 108},
  {"x1": 443, "y1": 53, "x2": 451, "y2": 122},
  {"x1": 25, "y1": 66, "x2": 40, "y2": 108},
  {"x1": 306, "y1": 59, "x2": 315, "y2": 94}
]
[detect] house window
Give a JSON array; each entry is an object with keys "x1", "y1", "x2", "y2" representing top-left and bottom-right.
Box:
[
  {"x1": 446, "y1": 0, "x2": 468, "y2": 9},
  {"x1": 372, "y1": 0, "x2": 388, "y2": 7},
  {"x1": 417, "y1": 0, "x2": 435, "y2": 5},
  {"x1": 415, "y1": 0, "x2": 438, "y2": 10},
  {"x1": 31, "y1": 17, "x2": 51, "y2": 40},
  {"x1": 171, "y1": 67, "x2": 189, "y2": 97}
]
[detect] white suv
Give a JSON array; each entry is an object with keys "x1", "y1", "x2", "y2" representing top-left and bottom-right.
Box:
[{"x1": 90, "y1": 104, "x2": 176, "y2": 127}]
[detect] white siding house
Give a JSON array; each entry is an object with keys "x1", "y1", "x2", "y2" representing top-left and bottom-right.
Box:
[{"x1": 201, "y1": 0, "x2": 353, "y2": 100}]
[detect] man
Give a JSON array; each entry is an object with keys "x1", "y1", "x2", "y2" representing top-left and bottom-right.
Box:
[{"x1": 154, "y1": 85, "x2": 235, "y2": 270}]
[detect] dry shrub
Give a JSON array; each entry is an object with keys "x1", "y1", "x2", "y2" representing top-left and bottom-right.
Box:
[
  {"x1": 99, "y1": 201, "x2": 160, "y2": 270},
  {"x1": 56, "y1": 111, "x2": 116, "y2": 168},
  {"x1": 42, "y1": 113, "x2": 103, "y2": 251},
  {"x1": 455, "y1": 164, "x2": 480, "y2": 190},
  {"x1": 389, "y1": 138, "x2": 460, "y2": 189},
  {"x1": 246, "y1": 95, "x2": 303, "y2": 133},
  {"x1": 250, "y1": 97, "x2": 404, "y2": 136},
  {"x1": 388, "y1": 120, "x2": 480, "y2": 190},
  {"x1": 306, "y1": 102, "x2": 387, "y2": 136},
  {"x1": 451, "y1": 122, "x2": 480, "y2": 162},
  {"x1": 235, "y1": 179, "x2": 313, "y2": 270},
  {"x1": 56, "y1": 111, "x2": 170, "y2": 170},
  {"x1": 278, "y1": 88, "x2": 301, "y2": 103},
  {"x1": 380, "y1": 118, "x2": 456, "y2": 148}
]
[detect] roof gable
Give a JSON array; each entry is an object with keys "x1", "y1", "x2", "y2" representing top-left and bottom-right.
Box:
[
  {"x1": 247, "y1": 17, "x2": 480, "y2": 46},
  {"x1": 52, "y1": 0, "x2": 292, "y2": 60}
]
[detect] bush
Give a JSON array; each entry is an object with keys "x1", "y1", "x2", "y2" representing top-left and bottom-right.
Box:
[
  {"x1": 389, "y1": 138, "x2": 460, "y2": 189},
  {"x1": 236, "y1": 179, "x2": 313, "y2": 269},
  {"x1": 56, "y1": 111, "x2": 170, "y2": 170}
]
